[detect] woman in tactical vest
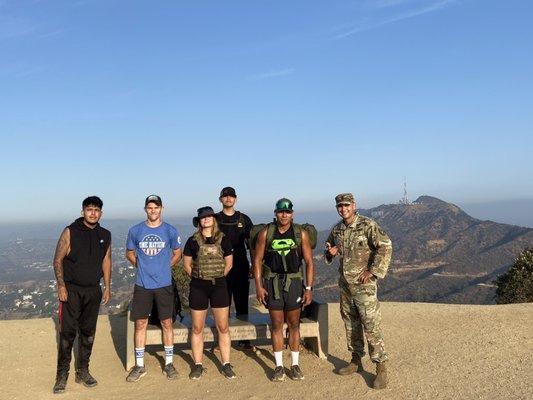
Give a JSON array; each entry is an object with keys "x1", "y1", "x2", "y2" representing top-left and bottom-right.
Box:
[{"x1": 183, "y1": 206, "x2": 235, "y2": 380}]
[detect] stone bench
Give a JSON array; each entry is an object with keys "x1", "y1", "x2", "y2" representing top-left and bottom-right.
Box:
[{"x1": 126, "y1": 301, "x2": 329, "y2": 371}]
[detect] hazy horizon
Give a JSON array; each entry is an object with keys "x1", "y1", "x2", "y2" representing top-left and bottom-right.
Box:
[{"x1": 2, "y1": 196, "x2": 533, "y2": 231}]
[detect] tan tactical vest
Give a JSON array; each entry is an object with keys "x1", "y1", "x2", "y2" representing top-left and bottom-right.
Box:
[{"x1": 191, "y1": 232, "x2": 226, "y2": 280}]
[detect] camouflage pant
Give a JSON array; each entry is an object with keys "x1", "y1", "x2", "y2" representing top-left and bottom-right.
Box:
[{"x1": 339, "y1": 276, "x2": 388, "y2": 363}]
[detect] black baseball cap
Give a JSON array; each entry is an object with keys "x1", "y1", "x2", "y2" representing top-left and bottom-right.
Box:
[
  {"x1": 219, "y1": 186, "x2": 237, "y2": 198},
  {"x1": 145, "y1": 195, "x2": 162, "y2": 207},
  {"x1": 275, "y1": 198, "x2": 294, "y2": 213}
]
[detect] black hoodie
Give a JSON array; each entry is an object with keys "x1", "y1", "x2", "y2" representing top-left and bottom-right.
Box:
[{"x1": 63, "y1": 217, "x2": 111, "y2": 288}]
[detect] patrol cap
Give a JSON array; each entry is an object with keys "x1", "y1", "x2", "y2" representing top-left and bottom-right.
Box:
[
  {"x1": 335, "y1": 193, "x2": 355, "y2": 206},
  {"x1": 220, "y1": 186, "x2": 237, "y2": 198},
  {"x1": 275, "y1": 198, "x2": 293, "y2": 213},
  {"x1": 193, "y1": 206, "x2": 215, "y2": 227},
  {"x1": 145, "y1": 194, "x2": 162, "y2": 207}
]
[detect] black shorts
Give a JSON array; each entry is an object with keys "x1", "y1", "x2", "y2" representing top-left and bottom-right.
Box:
[
  {"x1": 131, "y1": 284, "x2": 174, "y2": 321},
  {"x1": 264, "y1": 276, "x2": 304, "y2": 311},
  {"x1": 189, "y1": 277, "x2": 230, "y2": 310}
]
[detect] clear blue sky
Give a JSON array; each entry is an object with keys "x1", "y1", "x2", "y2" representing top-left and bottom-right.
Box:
[{"x1": 2, "y1": 0, "x2": 532, "y2": 222}]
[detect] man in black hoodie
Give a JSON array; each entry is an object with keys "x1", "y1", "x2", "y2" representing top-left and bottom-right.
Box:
[{"x1": 52, "y1": 196, "x2": 112, "y2": 394}]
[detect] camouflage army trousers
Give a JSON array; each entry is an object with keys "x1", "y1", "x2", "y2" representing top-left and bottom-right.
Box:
[{"x1": 339, "y1": 276, "x2": 389, "y2": 363}]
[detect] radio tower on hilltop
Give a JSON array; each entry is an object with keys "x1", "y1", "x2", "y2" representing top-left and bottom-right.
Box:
[{"x1": 399, "y1": 177, "x2": 411, "y2": 205}]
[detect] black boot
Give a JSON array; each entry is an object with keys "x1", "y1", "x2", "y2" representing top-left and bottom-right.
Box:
[
  {"x1": 75, "y1": 369, "x2": 98, "y2": 387},
  {"x1": 53, "y1": 372, "x2": 69, "y2": 394}
]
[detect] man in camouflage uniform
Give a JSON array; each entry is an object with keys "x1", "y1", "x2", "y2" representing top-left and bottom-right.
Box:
[{"x1": 325, "y1": 193, "x2": 392, "y2": 389}]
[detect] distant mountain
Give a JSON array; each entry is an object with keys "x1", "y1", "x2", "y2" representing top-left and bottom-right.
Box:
[
  {"x1": 460, "y1": 199, "x2": 533, "y2": 228},
  {"x1": 3, "y1": 196, "x2": 532, "y2": 309},
  {"x1": 314, "y1": 196, "x2": 533, "y2": 304}
]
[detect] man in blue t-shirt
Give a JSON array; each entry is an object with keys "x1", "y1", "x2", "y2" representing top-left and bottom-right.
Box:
[{"x1": 125, "y1": 195, "x2": 182, "y2": 382}]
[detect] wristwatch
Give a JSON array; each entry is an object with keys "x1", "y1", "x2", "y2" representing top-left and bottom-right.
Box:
[{"x1": 305, "y1": 286, "x2": 313, "y2": 291}]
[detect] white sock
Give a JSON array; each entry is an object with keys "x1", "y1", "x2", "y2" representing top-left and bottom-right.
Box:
[
  {"x1": 274, "y1": 351, "x2": 283, "y2": 367},
  {"x1": 164, "y1": 345, "x2": 173, "y2": 365},
  {"x1": 291, "y1": 351, "x2": 299, "y2": 366},
  {"x1": 135, "y1": 347, "x2": 145, "y2": 367}
]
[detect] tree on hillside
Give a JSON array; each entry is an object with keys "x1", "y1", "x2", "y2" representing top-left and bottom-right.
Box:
[{"x1": 494, "y1": 248, "x2": 533, "y2": 304}]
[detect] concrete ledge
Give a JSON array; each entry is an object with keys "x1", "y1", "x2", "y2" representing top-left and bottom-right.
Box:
[{"x1": 126, "y1": 301, "x2": 329, "y2": 370}]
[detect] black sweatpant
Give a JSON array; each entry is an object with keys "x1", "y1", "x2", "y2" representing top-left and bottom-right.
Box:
[
  {"x1": 57, "y1": 285, "x2": 102, "y2": 374},
  {"x1": 226, "y1": 261, "x2": 250, "y2": 316}
]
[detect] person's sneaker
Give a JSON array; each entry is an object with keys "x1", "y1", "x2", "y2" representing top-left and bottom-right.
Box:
[
  {"x1": 75, "y1": 369, "x2": 98, "y2": 387},
  {"x1": 221, "y1": 363, "x2": 236, "y2": 379},
  {"x1": 271, "y1": 366, "x2": 286, "y2": 382},
  {"x1": 126, "y1": 365, "x2": 147, "y2": 382},
  {"x1": 163, "y1": 363, "x2": 178, "y2": 380},
  {"x1": 237, "y1": 340, "x2": 254, "y2": 350},
  {"x1": 290, "y1": 365, "x2": 304, "y2": 381},
  {"x1": 189, "y1": 364, "x2": 204, "y2": 380},
  {"x1": 53, "y1": 372, "x2": 68, "y2": 394}
]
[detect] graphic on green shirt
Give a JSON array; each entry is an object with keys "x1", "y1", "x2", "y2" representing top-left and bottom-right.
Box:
[{"x1": 271, "y1": 238, "x2": 296, "y2": 256}]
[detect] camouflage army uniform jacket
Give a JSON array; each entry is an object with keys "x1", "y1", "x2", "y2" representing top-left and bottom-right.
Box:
[{"x1": 325, "y1": 214, "x2": 392, "y2": 283}]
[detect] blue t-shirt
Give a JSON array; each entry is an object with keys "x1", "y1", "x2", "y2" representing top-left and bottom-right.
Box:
[{"x1": 126, "y1": 221, "x2": 182, "y2": 289}]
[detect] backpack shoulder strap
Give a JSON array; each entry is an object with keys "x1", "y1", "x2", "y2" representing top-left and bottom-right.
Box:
[
  {"x1": 292, "y1": 223, "x2": 302, "y2": 249},
  {"x1": 265, "y1": 223, "x2": 276, "y2": 250}
]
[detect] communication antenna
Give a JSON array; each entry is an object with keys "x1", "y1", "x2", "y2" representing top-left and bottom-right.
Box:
[{"x1": 399, "y1": 177, "x2": 411, "y2": 205}]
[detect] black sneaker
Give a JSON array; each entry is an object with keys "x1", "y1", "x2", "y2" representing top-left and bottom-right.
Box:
[
  {"x1": 271, "y1": 366, "x2": 286, "y2": 382},
  {"x1": 163, "y1": 363, "x2": 178, "y2": 380},
  {"x1": 126, "y1": 365, "x2": 147, "y2": 382},
  {"x1": 221, "y1": 363, "x2": 236, "y2": 379},
  {"x1": 53, "y1": 372, "x2": 68, "y2": 394},
  {"x1": 237, "y1": 340, "x2": 254, "y2": 350},
  {"x1": 189, "y1": 364, "x2": 204, "y2": 380},
  {"x1": 290, "y1": 365, "x2": 304, "y2": 380},
  {"x1": 75, "y1": 369, "x2": 98, "y2": 387}
]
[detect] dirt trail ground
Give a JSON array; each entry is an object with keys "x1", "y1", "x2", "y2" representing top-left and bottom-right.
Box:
[{"x1": 1, "y1": 302, "x2": 531, "y2": 400}]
